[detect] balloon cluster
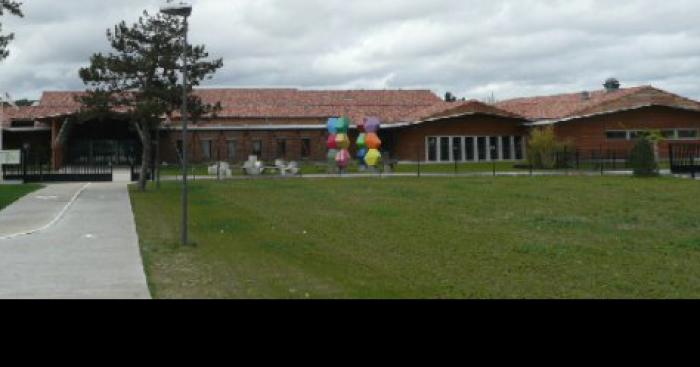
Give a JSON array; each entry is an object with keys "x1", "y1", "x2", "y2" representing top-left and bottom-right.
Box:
[
  {"x1": 327, "y1": 116, "x2": 352, "y2": 170},
  {"x1": 357, "y1": 117, "x2": 382, "y2": 167}
]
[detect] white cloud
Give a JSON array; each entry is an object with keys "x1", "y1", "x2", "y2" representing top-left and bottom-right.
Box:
[{"x1": 0, "y1": 0, "x2": 699, "y2": 102}]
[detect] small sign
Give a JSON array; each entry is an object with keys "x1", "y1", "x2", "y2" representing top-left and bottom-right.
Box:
[{"x1": 0, "y1": 150, "x2": 21, "y2": 165}]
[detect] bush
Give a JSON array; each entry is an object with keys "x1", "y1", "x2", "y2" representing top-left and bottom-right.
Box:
[
  {"x1": 629, "y1": 137, "x2": 659, "y2": 177},
  {"x1": 527, "y1": 126, "x2": 572, "y2": 169}
]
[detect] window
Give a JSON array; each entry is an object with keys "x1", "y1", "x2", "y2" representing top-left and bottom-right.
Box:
[
  {"x1": 276, "y1": 139, "x2": 287, "y2": 158},
  {"x1": 11, "y1": 120, "x2": 34, "y2": 128},
  {"x1": 606, "y1": 131, "x2": 627, "y2": 140},
  {"x1": 452, "y1": 137, "x2": 463, "y2": 162},
  {"x1": 440, "y1": 137, "x2": 450, "y2": 162},
  {"x1": 501, "y1": 136, "x2": 513, "y2": 160},
  {"x1": 427, "y1": 137, "x2": 438, "y2": 162},
  {"x1": 678, "y1": 129, "x2": 699, "y2": 140},
  {"x1": 489, "y1": 137, "x2": 499, "y2": 160},
  {"x1": 628, "y1": 131, "x2": 645, "y2": 140},
  {"x1": 661, "y1": 130, "x2": 676, "y2": 139},
  {"x1": 465, "y1": 137, "x2": 475, "y2": 161},
  {"x1": 252, "y1": 140, "x2": 262, "y2": 158},
  {"x1": 514, "y1": 136, "x2": 524, "y2": 160},
  {"x1": 201, "y1": 140, "x2": 212, "y2": 161},
  {"x1": 477, "y1": 137, "x2": 487, "y2": 161},
  {"x1": 301, "y1": 138, "x2": 311, "y2": 159},
  {"x1": 227, "y1": 140, "x2": 237, "y2": 161}
]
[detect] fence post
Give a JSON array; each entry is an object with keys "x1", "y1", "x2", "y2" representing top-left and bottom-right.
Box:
[{"x1": 417, "y1": 148, "x2": 421, "y2": 178}]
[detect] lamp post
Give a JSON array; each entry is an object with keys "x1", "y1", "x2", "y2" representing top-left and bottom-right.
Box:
[{"x1": 161, "y1": 1, "x2": 193, "y2": 246}]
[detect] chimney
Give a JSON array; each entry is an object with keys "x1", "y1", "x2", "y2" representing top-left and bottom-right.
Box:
[{"x1": 604, "y1": 78, "x2": 621, "y2": 93}]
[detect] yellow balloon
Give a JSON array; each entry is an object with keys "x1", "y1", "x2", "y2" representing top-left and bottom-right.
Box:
[
  {"x1": 365, "y1": 149, "x2": 382, "y2": 166},
  {"x1": 335, "y1": 134, "x2": 351, "y2": 150}
]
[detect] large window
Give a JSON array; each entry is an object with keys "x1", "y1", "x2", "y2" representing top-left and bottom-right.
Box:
[
  {"x1": 465, "y1": 137, "x2": 475, "y2": 161},
  {"x1": 606, "y1": 131, "x2": 627, "y2": 140},
  {"x1": 252, "y1": 140, "x2": 262, "y2": 158},
  {"x1": 477, "y1": 137, "x2": 487, "y2": 161},
  {"x1": 501, "y1": 136, "x2": 512, "y2": 160},
  {"x1": 227, "y1": 140, "x2": 237, "y2": 161},
  {"x1": 489, "y1": 137, "x2": 499, "y2": 160},
  {"x1": 201, "y1": 140, "x2": 213, "y2": 161},
  {"x1": 607, "y1": 129, "x2": 700, "y2": 141},
  {"x1": 301, "y1": 138, "x2": 311, "y2": 159},
  {"x1": 514, "y1": 136, "x2": 524, "y2": 160},
  {"x1": 440, "y1": 137, "x2": 450, "y2": 162},
  {"x1": 678, "y1": 129, "x2": 699, "y2": 140},
  {"x1": 276, "y1": 139, "x2": 287, "y2": 159},
  {"x1": 452, "y1": 137, "x2": 463, "y2": 162},
  {"x1": 426, "y1": 135, "x2": 524, "y2": 162},
  {"x1": 427, "y1": 137, "x2": 438, "y2": 162}
]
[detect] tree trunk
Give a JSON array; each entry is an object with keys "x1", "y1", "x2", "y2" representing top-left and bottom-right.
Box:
[
  {"x1": 138, "y1": 124, "x2": 151, "y2": 192},
  {"x1": 155, "y1": 129, "x2": 161, "y2": 189}
]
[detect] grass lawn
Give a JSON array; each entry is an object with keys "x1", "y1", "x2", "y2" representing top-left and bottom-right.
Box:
[
  {"x1": 0, "y1": 184, "x2": 42, "y2": 211},
  {"x1": 130, "y1": 176, "x2": 700, "y2": 299}
]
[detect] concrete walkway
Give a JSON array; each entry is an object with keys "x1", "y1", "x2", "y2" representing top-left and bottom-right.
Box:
[{"x1": 0, "y1": 183, "x2": 151, "y2": 299}]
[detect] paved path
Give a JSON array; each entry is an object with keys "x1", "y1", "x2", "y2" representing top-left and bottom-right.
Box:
[{"x1": 0, "y1": 183, "x2": 150, "y2": 299}]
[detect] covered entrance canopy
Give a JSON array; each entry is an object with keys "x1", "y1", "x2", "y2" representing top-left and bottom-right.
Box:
[{"x1": 63, "y1": 117, "x2": 141, "y2": 166}]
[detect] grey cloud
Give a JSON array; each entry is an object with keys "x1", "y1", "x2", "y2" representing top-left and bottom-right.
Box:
[{"x1": 1, "y1": 0, "x2": 699, "y2": 102}]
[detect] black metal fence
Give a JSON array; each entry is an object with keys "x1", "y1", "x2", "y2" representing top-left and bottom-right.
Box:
[
  {"x1": 669, "y1": 144, "x2": 700, "y2": 176},
  {"x1": 2, "y1": 163, "x2": 113, "y2": 182},
  {"x1": 551, "y1": 149, "x2": 633, "y2": 172}
]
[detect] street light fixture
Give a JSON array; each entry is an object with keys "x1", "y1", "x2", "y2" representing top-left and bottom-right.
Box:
[{"x1": 161, "y1": 1, "x2": 193, "y2": 246}]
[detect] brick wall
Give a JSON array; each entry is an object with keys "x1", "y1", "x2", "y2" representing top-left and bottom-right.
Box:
[
  {"x1": 388, "y1": 115, "x2": 528, "y2": 161},
  {"x1": 552, "y1": 106, "x2": 700, "y2": 158}
]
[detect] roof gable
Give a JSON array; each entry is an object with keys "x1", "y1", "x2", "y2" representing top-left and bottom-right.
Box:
[{"x1": 496, "y1": 86, "x2": 700, "y2": 122}]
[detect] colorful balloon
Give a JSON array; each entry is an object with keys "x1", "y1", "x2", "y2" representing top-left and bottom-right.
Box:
[
  {"x1": 365, "y1": 117, "x2": 381, "y2": 133},
  {"x1": 357, "y1": 133, "x2": 367, "y2": 149},
  {"x1": 335, "y1": 116, "x2": 350, "y2": 134},
  {"x1": 335, "y1": 133, "x2": 350, "y2": 150},
  {"x1": 336, "y1": 149, "x2": 351, "y2": 168},
  {"x1": 357, "y1": 118, "x2": 367, "y2": 133},
  {"x1": 327, "y1": 149, "x2": 338, "y2": 164},
  {"x1": 327, "y1": 118, "x2": 338, "y2": 134},
  {"x1": 365, "y1": 149, "x2": 382, "y2": 167},
  {"x1": 327, "y1": 134, "x2": 338, "y2": 150},
  {"x1": 365, "y1": 133, "x2": 382, "y2": 150},
  {"x1": 357, "y1": 148, "x2": 368, "y2": 161}
]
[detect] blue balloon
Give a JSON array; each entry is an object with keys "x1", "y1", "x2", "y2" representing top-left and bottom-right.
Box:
[
  {"x1": 327, "y1": 118, "x2": 338, "y2": 134},
  {"x1": 357, "y1": 148, "x2": 368, "y2": 160}
]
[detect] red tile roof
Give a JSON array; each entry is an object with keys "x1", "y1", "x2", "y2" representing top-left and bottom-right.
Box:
[
  {"x1": 404, "y1": 99, "x2": 525, "y2": 122},
  {"x1": 495, "y1": 86, "x2": 700, "y2": 121},
  {"x1": 27, "y1": 88, "x2": 441, "y2": 125}
]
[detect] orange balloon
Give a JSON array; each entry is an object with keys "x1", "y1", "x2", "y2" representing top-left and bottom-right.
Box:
[{"x1": 365, "y1": 133, "x2": 382, "y2": 150}]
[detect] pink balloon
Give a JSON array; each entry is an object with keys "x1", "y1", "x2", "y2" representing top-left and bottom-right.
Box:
[{"x1": 336, "y1": 149, "x2": 351, "y2": 168}]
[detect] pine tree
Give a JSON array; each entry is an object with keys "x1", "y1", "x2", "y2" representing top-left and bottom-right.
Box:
[
  {"x1": 0, "y1": 0, "x2": 23, "y2": 60},
  {"x1": 78, "y1": 10, "x2": 223, "y2": 191}
]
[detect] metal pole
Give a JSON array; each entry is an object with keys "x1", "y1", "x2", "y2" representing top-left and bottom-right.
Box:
[{"x1": 181, "y1": 16, "x2": 190, "y2": 247}]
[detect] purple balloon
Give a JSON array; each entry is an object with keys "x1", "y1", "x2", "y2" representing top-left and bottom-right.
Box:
[{"x1": 364, "y1": 117, "x2": 381, "y2": 133}]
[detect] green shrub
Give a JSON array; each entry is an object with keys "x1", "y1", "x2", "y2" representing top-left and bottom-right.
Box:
[
  {"x1": 527, "y1": 126, "x2": 572, "y2": 169},
  {"x1": 629, "y1": 137, "x2": 659, "y2": 177}
]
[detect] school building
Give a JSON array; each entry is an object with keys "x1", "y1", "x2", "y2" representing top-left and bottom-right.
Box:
[{"x1": 1, "y1": 79, "x2": 699, "y2": 168}]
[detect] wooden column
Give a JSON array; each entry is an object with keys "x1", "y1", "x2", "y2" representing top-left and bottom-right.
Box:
[{"x1": 51, "y1": 119, "x2": 64, "y2": 169}]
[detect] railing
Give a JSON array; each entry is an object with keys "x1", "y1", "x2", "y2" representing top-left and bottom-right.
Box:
[
  {"x1": 2, "y1": 163, "x2": 114, "y2": 182},
  {"x1": 669, "y1": 144, "x2": 700, "y2": 176}
]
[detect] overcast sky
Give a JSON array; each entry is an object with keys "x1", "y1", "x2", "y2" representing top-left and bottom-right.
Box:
[{"x1": 1, "y1": 0, "x2": 699, "y2": 101}]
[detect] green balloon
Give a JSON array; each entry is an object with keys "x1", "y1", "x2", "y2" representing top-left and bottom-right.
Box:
[
  {"x1": 357, "y1": 133, "x2": 367, "y2": 148},
  {"x1": 335, "y1": 116, "x2": 350, "y2": 134}
]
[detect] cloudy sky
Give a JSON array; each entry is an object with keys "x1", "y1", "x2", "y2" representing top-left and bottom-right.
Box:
[{"x1": 1, "y1": 0, "x2": 699, "y2": 101}]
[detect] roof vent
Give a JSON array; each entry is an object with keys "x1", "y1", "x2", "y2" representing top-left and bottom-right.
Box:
[
  {"x1": 581, "y1": 91, "x2": 591, "y2": 101},
  {"x1": 604, "y1": 78, "x2": 621, "y2": 93}
]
